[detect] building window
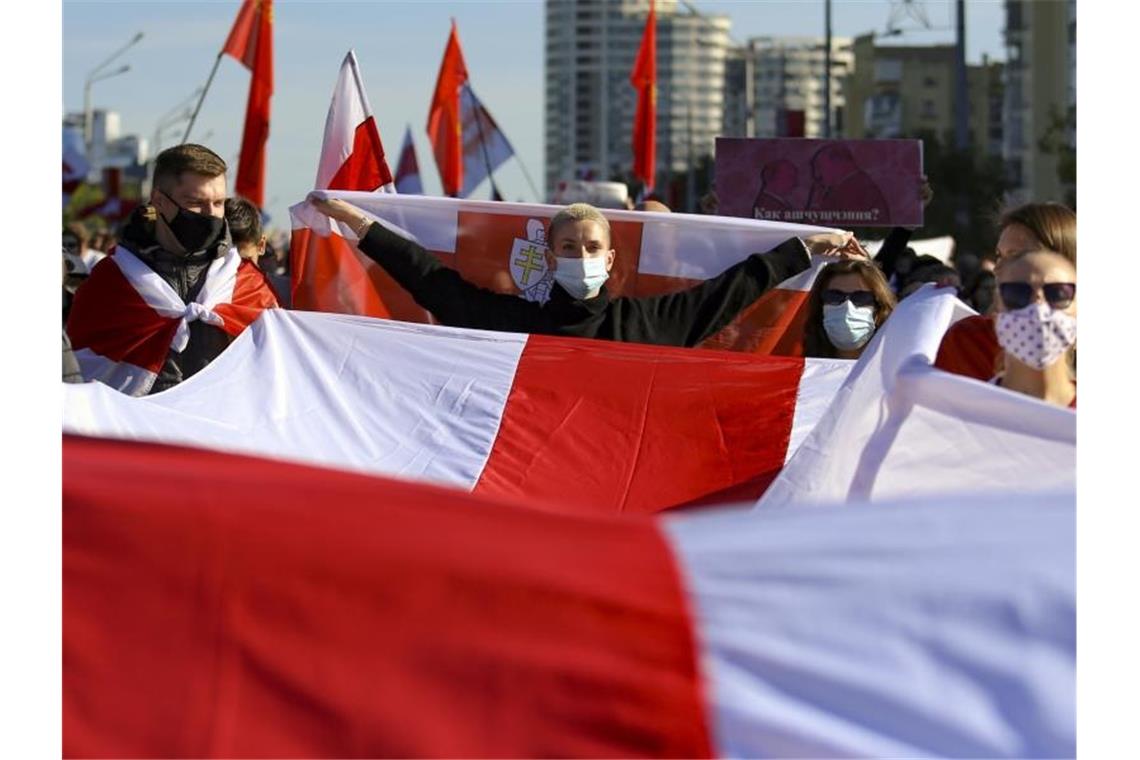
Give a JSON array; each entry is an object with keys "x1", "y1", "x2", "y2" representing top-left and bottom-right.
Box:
[
  {"x1": 921, "y1": 100, "x2": 936, "y2": 118},
  {"x1": 924, "y1": 76, "x2": 937, "y2": 88}
]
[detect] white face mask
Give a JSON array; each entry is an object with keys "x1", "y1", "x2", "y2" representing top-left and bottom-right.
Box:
[
  {"x1": 995, "y1": 302, "x2": 1077, "y2": 370},
  {"x1": 822, "y1": 301, "x2": 876, "y2": 351},
  {"x1": 553, "y1": 255, "x2": 610, "y2": 300}
]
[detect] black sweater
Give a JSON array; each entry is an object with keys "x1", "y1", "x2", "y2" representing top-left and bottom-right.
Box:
[{"x1": 357, "y1": 221, "x2": 811, "y2": 347}]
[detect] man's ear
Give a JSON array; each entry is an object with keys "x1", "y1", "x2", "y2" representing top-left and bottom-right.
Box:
[
  {"x1": 258, "y1": 235, "x2": 268, "y2": 255},
  {"x1": 605, "y1": 248, "x2": 616, "y2": 273},
  {"x1": 544, "y1": 248, "x2": 557, "y2": 271}
]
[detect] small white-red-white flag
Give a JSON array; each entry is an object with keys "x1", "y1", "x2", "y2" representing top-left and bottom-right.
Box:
[
  {"x1": 394, "y1": 124, "x2": 424, "y2": 195},
  {"x1": 314, "y1": 50, "x2": 394, "y2": 193}
]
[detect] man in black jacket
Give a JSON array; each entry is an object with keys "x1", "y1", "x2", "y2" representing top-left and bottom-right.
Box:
[
  {"x1": 309, "y1": 196, "x2": 863, "y2": 347},
  {"x1": 68, "y1": 145, "x2": 240, "y2": 392}
]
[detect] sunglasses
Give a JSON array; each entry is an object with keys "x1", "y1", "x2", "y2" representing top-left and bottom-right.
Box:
[
  {"x1": 822, "y1": 289, "x2": 876, "y2": 308},
  {"x1": 998, "y1": 282, "x2": 1076, "y2": 311}
]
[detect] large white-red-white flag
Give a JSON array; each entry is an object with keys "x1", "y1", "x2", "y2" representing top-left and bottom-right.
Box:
[
  {"x1": 63, "y1": 432, "x2": 1074, "y2": 758},
  {"x1": 63, "y1": 308, "x2": 851, "y2": 514},
  {"x1": 289, "y1": 191, "x2": 836, "y2": 354}
]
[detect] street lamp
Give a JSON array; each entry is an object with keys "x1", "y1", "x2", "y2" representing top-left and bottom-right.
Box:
[
  {"x1": 83, "y1": 31, "x2": 144, "y2": 154},
  {"x1": 151, "y1": 87, "x2": 205, "y2": 156}
]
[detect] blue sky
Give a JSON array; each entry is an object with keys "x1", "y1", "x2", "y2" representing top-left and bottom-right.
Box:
[{"x1": 63, "y1": 0, "x2": 1008, "y2": 230}]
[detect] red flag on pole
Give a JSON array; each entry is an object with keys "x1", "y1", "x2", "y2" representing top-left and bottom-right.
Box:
[
  {"x1": 223, "y1": 0, "x2": 273, "y2": 207},
  {"x1": 426, "y1": 20, "x2": 470, "y2": 197},
  {"x1": 630, "y1": 0, "x2": 657, "y2": 191}
]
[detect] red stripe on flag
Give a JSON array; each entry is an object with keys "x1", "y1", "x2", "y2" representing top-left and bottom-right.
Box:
[
  {"x1": 64, "y1": 435, "x2": 713, "y2": 758},
  {"x1": 327, "y1": 116, "x2": 393, "y2": 191},
  {"x1": 475, "y1": 335, "x2": 804, "y2": 514},
  {"x1": 700, "y1": 288, "x2": 812, "y2": 356}
]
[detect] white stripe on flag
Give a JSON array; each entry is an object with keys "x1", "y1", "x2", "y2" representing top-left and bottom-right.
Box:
[
  {"x1": 760, "y1": 286, "x2": 1075, "y2": 507},
  {"x1": 64, "y1": 310, "x2": 526, "y2": 489},
  {"x1": 664, "y1": 489, "x2": 1075, "y2": 758}
]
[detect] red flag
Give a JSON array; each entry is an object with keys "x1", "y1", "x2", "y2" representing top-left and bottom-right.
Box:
[
  {"x1": 427, "y1": 20, "x2": 470, "y2": 197},
  {"x1": 223, "y1": 0, "x2": 273, "y2": 207},
  {"x1": 630, "y1": 0, "x2": 657, "y2": 191}
]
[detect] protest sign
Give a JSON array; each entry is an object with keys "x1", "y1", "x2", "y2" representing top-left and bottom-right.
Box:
[{"x1": 715, "y1": 137, "x2": 923, "y2": 227}]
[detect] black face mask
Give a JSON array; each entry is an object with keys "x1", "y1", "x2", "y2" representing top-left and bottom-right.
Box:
[{"x1": 158, "y1": 189, "x2": 226, "y2": 252}]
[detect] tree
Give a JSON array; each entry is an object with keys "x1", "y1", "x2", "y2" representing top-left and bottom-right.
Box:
[
  {"x1": 855, "y1": 130, "x2": 1013, "y2": 259},
  {"x1": 1038, "y1": 105, "x2": 1076, "y2": 210}
]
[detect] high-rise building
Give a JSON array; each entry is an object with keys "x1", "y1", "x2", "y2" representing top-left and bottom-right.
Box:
[
  {"x1": 748, "y1": 36, "x2": 854, "y2": 138},
  {"x1": 544, "y1": 0, "x2": 731, "y2": 203},
  {"x1": 1002, "y1": 0, "x2": 1074, "y2": 204},
  {"x1": 842, "y1": 35, "x2": 1004, "y2": 156}
]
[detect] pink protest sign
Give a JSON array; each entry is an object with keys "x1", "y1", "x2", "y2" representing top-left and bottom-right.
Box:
[{"x1": 715, "y1": 138, "x2": 924, "y2": 227}]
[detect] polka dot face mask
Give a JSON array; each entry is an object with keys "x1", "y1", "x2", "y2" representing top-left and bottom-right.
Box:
[{"x1": 995, "y1": 302, "x2": 1077, "y2": 371}]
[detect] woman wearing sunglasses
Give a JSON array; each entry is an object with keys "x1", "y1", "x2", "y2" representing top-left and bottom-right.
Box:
[
  {"x1": 936, "y1": 202, "x2": 1075, "y2": 380},
  {"x1": 803, "y1": 259, "x2": 897, "y2": 359},
  {"x1": 991, "y1": 249, "x2": 1077, "y2": 408}
]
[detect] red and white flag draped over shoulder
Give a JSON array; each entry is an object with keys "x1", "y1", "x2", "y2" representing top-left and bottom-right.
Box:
[
  {"x1": 289, "y1": 191, "x2": 836, "y2": 355},
  {"x1": 289, "y1": 51, "x2": 397, "y2": 313},
  {"x1": 63, "y1": 308, "x2": 851, "y2": 513},
  {"x1": 65, "y1": 246, "x2": 279, "y2": 396},
  {"x1": 63, "y1": 433, "x2": 1075, "y2": 758}
]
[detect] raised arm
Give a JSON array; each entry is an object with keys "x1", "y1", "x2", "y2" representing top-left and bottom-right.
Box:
[
  {"x1": 308, "y1": 195, "x2": 542, "y2": 332},
  {"x1": 637, "y1": 232, "x2": 864, "y2": 347}
]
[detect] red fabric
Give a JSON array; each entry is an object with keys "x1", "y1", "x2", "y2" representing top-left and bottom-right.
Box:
[
  {"x1": 427, "y1": 21, "x2": 470, "y2": 197},
  {"x1": 475, "y1": 335, "x2": 804, "y2": 514},
  {"x1": 66, "y1": 253, "x2": 279, "y2": 372},
  {"x1": 231, "y1": 0, "x2": 273, "y2": 206},
  {"x1": 630, "y1": 0, "x2": 657, "y2": 190},
  {"x1": 214, "y1": 260, "x2": 282, "y2": 336},
  {"x1": 221, "y1": 0, "x2": 262, "y2": 69},
  {"x1": 66, "y1": 256, "x2": 180, "y2": 373},
  {"x1": 63, "y1": 435, "x2": 713, "y2": 758},
  {"x1": 935, "y1": 315, "x2": 1000, "y2": 381},
  {"x1": 327, "y1": 116, "x2": 393, "y2": 191}
]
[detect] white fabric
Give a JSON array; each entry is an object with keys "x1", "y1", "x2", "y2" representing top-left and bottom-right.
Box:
[
  {"x1": 71, "y1": 348, "x2": 156, "y2": 397},
  {"x1": 111, "y1": 245, "x2": 239, "y2": 353},
  {"x1": 63, "y1": 310, "x2": 526, "y2": 489},
  {"x1": 664, "y1": 490, "x2": 1074, "y2": 758},
  {"x1": 864, "y1": 234, "x2": 955, "y2": 264},
  {"x1": 759, "y1": 286, "x2": 1075, "y2": 507},
  {"x1": 787, "y1": 359, "x2": 852, "y2": 464},
  {"x1": 315, "y1": 50, "x2": 385, "y2": 191},
  {"x1": 79, "y1": 248, "x2": 106, "y2": 272}
]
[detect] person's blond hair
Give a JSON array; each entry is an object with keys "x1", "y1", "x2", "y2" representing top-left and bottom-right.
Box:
[{"x1": 548, "y1": 203, "x2": 611, "y2": 246}]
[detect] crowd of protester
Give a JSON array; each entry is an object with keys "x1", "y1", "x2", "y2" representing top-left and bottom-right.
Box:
[{"x1": 63, "y1": 142, "x2": 1077, "y2": 410}]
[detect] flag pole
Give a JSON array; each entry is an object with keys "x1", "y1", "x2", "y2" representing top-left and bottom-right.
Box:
[
  {"x1": 513, "y1": 156, "x2": 543, "y2": 204},
  {"x1": 182, "y1": 52, "x2": 224, "y2": 144}
]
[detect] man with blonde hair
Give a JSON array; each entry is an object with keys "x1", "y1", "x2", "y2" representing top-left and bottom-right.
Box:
[{"x1": 310, "y1": 195, "x2": 859, "y2": 347}]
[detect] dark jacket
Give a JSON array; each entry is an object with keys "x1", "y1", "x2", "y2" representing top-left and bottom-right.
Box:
[
  {"x1": 357, "y1": 222, "x2": 811, "y2": 347},
  {"x1": 115, "y1": 207, "x2": 234, "y2": 393}
]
